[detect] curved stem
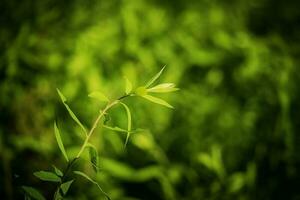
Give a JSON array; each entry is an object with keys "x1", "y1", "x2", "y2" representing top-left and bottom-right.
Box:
[
  {"x1": 52, "y1": 94, "x2": 130, "y2": 199},
  {"x1": 75, "y1": 100, "x2": 119, "y2": 159}
]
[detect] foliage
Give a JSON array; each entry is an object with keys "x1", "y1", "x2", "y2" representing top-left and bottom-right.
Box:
[
  {"x1": 23, "y1": 67, "x2": 177, "y2": 199},
  {"x1": 0, "y1": 0, "x2": 300, "y2": 199}
]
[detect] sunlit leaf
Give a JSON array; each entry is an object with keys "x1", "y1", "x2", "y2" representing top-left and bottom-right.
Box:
[
  {"x1": 147, "y1": 83, "x2": 179, "y2": 93},
  {"x1": 141, "y1": 95, "x2": 174, "y2": 109},
  {"x1": 124, "y1": 76, "x2": 133, "y2": 94},
  {"x1": 57, "y1": 88, "x2": 87, "y2": 137},
  {"x1": 120, "y1": 102, "x2": 132, "y2": 147},
  {"x1": 88, "y1": 91, "x2": 109, "y2": 102},
  {"x1": 135, "y1": 86, "x2": 147, "y2": 96},
  {"x1": 52, "y1": 165, "x2": 63, "y2": 177},
  {"x1": 54, "y1": 122, "x2": 69, "y2": 162},
  {"x1": 73, "y1": 171, "x2": 111, "y2": 200},
  {"x1": 22, "y1": 186, "x2": 46, "y2": 200},
  {"x1": 145, "y1": 66, "x2": 166, "y2": 88},
  {"x1": 60, "y1": 179, "x2": 74, "y2": 195},
  {"x1": 33, "y1": 171, "x2": 61, "y2": 182},
  {"x1": 87, "y1": 143, "x2": 98, "y2": 173}
]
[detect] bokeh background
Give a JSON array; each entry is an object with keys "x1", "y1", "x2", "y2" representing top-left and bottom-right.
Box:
[{"x1": 1, "y1": 0, "x2": 300, "y2": 199}]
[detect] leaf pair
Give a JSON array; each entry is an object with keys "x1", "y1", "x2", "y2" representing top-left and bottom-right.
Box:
[{"x1": 135, "y1": 66, "x2": 179, "y2": 109}]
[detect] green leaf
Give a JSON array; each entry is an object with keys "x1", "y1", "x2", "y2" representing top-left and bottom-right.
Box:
[
  {"x1": 88, "y1": 91, "x2": 109, "y2": 102},
  {"x1": 147, "y1": 83, "x2": 179, "y2": 93},
  {"x1": 52, "y1": 165, "x2": 63, "y2": 177},
  {"x1": 60, "y1": 180, "x2": 74, "y2": 195},
  {"x1": 54, "y1": 190, "x2": 63, "y2": 200},
  {"x1": 135, "y1": 86, "x2": 147, "y2": 96},
  {"x1": 87, "y1": 143, "x2": 99, "y2": 173},
  {"x1": 124, "y1": 76, "x2": 133, "y2": 94},
  {"x1": 73, "y1": 171, "x2": 111, "y2": 200},
  {"x1": 33, "y1": 171, "x2": 61, "y2": 182},
  {"x1": 73, "y1": 171, "x2": 94, "y2": 182},
  {"x1": 120, "y1": 102, "x2": 132, "y2": 147},
  {"x1": 56, "y1": 88, "x2": 67, "y2": 102},
  {"x1": 141, "y1": 95, "x2": 174, "y2": 109},
  {"x1": 54, "y1": 122, "x2": 69, "y2": 162},
  {"x1": 103, "y1": 125, "x2": 128, "y2": 133},
  {"x1": 22, "y1": 186, "x2": 46, "y2": 200},
  {"x1": 57, "y1": 88, "x2": 87, "y2": 137},
  {"x1": 145, "y1": 66, "x2": 166, "y2": 88}
]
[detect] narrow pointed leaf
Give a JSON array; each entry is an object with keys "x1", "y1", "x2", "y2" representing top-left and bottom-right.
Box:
[
  {"x1": 22, "y1": 186, "x2": 46, "y2": 200},
  {"x1": 57, "y1": 89, "x2": 87, "y2": 137},
  {"x1": 103, "y1": 125, "x2": 128, "y2": 133},
  {"x1": 145, "y1": 66, "x2": 166, "y2": 88},
  {"x1": 147, "y1": 83, "x2": 179, "y2": 93},
  {"x1": 64, "y1": 104, "x2": 87, "y2": 136},
  {"x1": 124, "y1": 77, "x2": 133, "y2": 94},
  {"x1": 87, "y1": 143, "x2": 99, "y2": 173},
  {"x1": 73, "y1": 171, "x2": 111, "y2": 200},
  {"x1": 56, "y1": 88, "x2": 67, "y2": 102},
  {"x1": 34, "y1": 171, "x2": 61, "y2": 182},
  {"x1": 88, "y1": 92, "x2": 109, "y2": 102},
  {"x1": 52, "y1": 165, "x2": 63, "y2": 177},
  {"x1": 120, "y1": 102, "x2": 132, "y2": 147},
  {"x1": 60, "y1": 180, "x2": 74, "y2": 195},
  {"x1": 54, "y1": 122, "x2": 69, "y2": 162},
  {"x1": 141, "y1": 95, "x2": 174, "y2": 109}
]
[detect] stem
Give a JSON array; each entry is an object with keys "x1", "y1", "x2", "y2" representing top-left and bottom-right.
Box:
[
  {"x1": 53, "y1": 94, "x2": 130, "y2": 199},
  {"x1": 75, "y1": 100, "x2": 119, "y2": 158},
  {"x1": 53, "y1": 158, "x2": 77, "y2": 200}
]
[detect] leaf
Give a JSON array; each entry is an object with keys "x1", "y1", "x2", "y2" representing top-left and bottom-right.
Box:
[
  {"x1": 52, "y1": 165, "x2": 63, "y2": 177},
  {"x1": 57, "y1": 88, "x2": 87, "y2": 137},
  {"x1": 54, "y1": 190, "x2": 63, "y2": 200},
  {"x1": 87, "y1": 143, "x2": 99, "y2": 173},
  {"x1": 103, "y1": 125, "x2": 128, "y2": 133},
  {"x1": 54, "y1": 122, "x2": 69, "y2": 162},
  {"x1": 145, "y1": 65, "x2": 166, "y2": 88},
  {"x1": 135, "y1": 86, "x2": 147, "y2": 96},
  {"x1": 33, "y1": 171, "x2": 61, "y2": 182},
  {"x1": 124, "y1": 76, "x2": 133, "y2": 94},
  {"x1": 88, "y1": 91, "x2": 109, "y2": 102},
  {"x1": 56, "y1": 88, "x2": 67, "y2": 102},
  {"x1": 60, "y1": 180, "x2": 74, "y2": 195},
  {"x1": 22, "y1": 186, "x2": 46, "y2": 200},
  {"x1": 141, "y1": 95, "x2": 174, "y2": 109},
  {"x1": 73, "y1": 171, "x2": 111, "y2": 200},
  {"x1": 120, "y1": 102, "x2": 132, "y2": 147},
  {"x1": 147, "y1": 83, "x2": 179, "y2": 93}
]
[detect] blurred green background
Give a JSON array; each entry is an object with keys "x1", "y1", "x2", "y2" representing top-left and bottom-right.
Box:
[{"x1": 1, "y1": 0, "x2": 300, "y2": 199}]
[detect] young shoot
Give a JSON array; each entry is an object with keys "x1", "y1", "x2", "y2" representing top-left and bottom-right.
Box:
[{"x1": 22, "y1": 66, "x2": 179, "y2": 200}]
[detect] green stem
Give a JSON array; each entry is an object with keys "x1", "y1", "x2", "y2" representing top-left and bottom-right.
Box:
[
  {"x1": 53, "y1": 158, "x2": 77, "y2": 200},
  {"x1": 53, "y1": 94, "x2": 130, "y2": 199},
  {"x1": 75, "y1": 100, "x2": 119, "y2": 159}
]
